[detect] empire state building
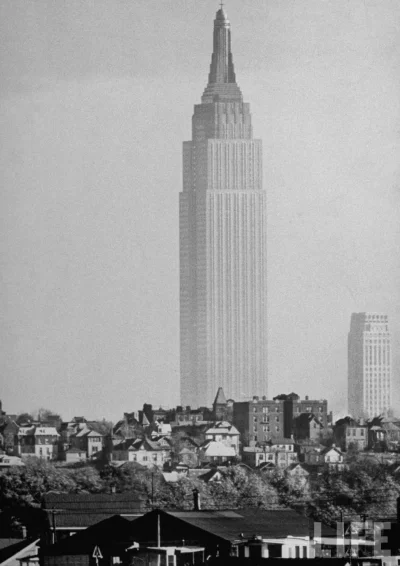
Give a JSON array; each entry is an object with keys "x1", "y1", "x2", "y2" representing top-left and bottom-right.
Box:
[{"x1": 179, "y1": 7, "x2": 267, "y2": 407}]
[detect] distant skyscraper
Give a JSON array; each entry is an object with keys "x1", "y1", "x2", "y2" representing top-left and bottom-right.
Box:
[
  {"x1": 179, "y1": 7, "x2": 267, "y2": 407},
  {"x1": 348, "y1": 313, "x2": 392, "y2": 419}
]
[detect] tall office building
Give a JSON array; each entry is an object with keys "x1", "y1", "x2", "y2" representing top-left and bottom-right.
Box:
[
  {"x1": 348, "y1": 313, "x2": 392, "y2": 419},
  {"x1": 179, "y1": 8, "x2": 267, "y2": 407}
]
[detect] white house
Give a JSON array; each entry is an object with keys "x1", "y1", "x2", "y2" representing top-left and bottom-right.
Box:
[
  {"x1": 199, "y1": 440, "x2": 236, "y2": 464},
  {"x1": 205, "y1": 421, "x2": 240, "y2": 454}
]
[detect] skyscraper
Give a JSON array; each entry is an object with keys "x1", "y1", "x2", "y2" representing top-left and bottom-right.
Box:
[
  {"x1": 348, "y1": 313, "x2": 392, "y2": 419},
  {"x1": 179, "y1": 7, "x2": 267, "y2": 407}
]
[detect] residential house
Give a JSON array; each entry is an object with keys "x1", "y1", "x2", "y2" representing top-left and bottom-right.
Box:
[
  {"x1": 368, "y1": 425, "x2": 387, "y2": 451},
  {"x1": 297, "y1": 443, "x2": 325, "y2": 466},
  {"x1": 334, "y1": 417, "x2": 368, "y2": 451},
  {"x1": 321, "y1": 445, "x2": 344, "y2": 469},
  {"x1": 150, "y1": 421, "x2": 172, "y2": 438},
  {"x1": 112, "y1": 437, "x2": 171, "y2": 469},
  {"x1": 70, "y1": 427, "x2": 103, "y2": 459},
  {"x1": 33, "y1": 427, "x2": 59, "y2": 460},
  {"x1": 198, "y1": 440, "x2": 236, "y2": 465},
  {"x1": 382, "y1": 420, "x2": 400, "y2": 451},
  {"x1": 242, "y1": 446, "x2": 276, "y2": 468},
  {"x1": 285, "y1": 463, "x2": 310, "y2": 485},
  {"x1": 204, "y1": 421, "x2": 240, "y2": 454},
  {"x1": 0, "y1": 455, "x2": 24, "y2": 469},
  {"x1": 63, "y1": 447, "x2": 87, "y2": 464},
  {"x1": 0, "y1": 420, "x2": 19, "y2": 455},
  {"x1": 17, "y1": 427, "x2": 35, "y2": 458},
  {"x1": 242, "y1": 439, "x2": 298, "y2": 469},
  {"x1": 293, "y1": 413, "x2": 323, "y2": 442}
]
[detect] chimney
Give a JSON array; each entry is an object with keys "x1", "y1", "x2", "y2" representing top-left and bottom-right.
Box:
[
  {"x1": 193, "y1": 488, "x2": 201, "y2": 511},
  {"x1": 21, "y1": 526, "x2": 27, "y2": 539},
  {"x1": 305, "y1": 396, "x2": 309, "y2": 401},
  {"x1": 252, "y1": 396, "x2": 259, "y2": 402}
]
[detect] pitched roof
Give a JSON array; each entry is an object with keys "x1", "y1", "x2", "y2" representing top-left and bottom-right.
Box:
[
  {"x1": 41, "y1": 515, "x2": 135, "y2": 556},
  {"x1": 213, "y1": 387, "x2": 227, "y2": 406},
  {"x1": 200, "y1": 441, "x2": 235, "y2": 457},
  {"x1": 198, "y1": 468, "x2": 223, "y2": 482},
  {"x1": 0, "y1": 539, "x2": 39, "y2": 564},
  {"x1": 205, "y1": 422, "x2": 239, "y2": 435},
  {"x1": 321, "y1": 445, "x2": 342, "y2": 456},
  {"x1": 42, "y1": 493, "x2": 145, "y2": 528},
  {"x1": 162, "y1": 509, "x2": 335, "y2": 541}
]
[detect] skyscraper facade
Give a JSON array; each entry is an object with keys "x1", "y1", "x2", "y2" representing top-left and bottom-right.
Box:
[
  {"x1": 348, "y1": 313, "x2": 392, "y2": 419},
  {"x1": 179, "y1": 8, "x2": 267, "y2": 407}
]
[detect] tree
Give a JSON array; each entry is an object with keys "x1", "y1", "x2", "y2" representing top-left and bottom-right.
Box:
[{"x1": 16, "y1": 413, "x2": 34, "y2": 425}]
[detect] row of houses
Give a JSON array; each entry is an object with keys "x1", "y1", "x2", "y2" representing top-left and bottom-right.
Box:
[{"x1": 0, "y1": 417, "x2": 105, "y2": 462}]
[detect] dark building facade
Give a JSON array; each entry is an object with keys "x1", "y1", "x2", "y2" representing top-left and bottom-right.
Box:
[{"x1": 233, "y1": 394, "x2": 328, "y2": 444}]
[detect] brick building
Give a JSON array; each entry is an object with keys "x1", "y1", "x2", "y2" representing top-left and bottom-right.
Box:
[{"x1": 232, "y1": 393, "x2": 328, "y2": 445}]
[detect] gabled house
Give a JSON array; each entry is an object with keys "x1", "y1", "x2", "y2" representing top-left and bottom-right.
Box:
[
  {"x1": 293, "y1": 413, "x2": 323, "y2": 442},
  {"x1": 321, "y1": 445, "x2": 344, "y2": 469},
  {"x1": 198, "y1": 440, "x2": 236, "y2": 465},
  {"x1": 285, "y1": 462, "x2": 310, "y2": 483},
  {"x1": 112, "y1": 437, "x2": 171, "y2": 469},
  {"x1": 198, "y1": 468, "x2": 223, "y2": 483},
  {"x1": 298, "y1": 444, "x2": 325, "y2": 466},
  {"x1": 70, "y1": 427, "x2": 103, "y2": 459},
  {"x1": 204, "y1": 421, "x2": 240, "y2": 454}
]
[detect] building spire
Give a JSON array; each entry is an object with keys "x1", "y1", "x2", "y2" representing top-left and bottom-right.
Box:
[{"x1": 201, "y1": 7, "x2": 242, "y2": 103}]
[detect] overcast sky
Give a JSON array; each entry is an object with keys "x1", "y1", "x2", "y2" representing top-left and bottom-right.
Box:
[{"x1": 1, "y1": 0, "x2": 399, "y2": 421}]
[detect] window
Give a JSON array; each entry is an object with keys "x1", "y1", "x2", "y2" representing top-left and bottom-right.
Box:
[
  {"x1": 303, "y1": 547, "x2": 307, "y2": 558},
  {"x1": 360, "y1": 429, "x2": 364, "y2": 436},
  {"x1": 253, "y1": 416, "x2": 257, "y2": 423},
  {"x1": 253, "y1": 407, "x2": 257, "y2": 413},
  {"x1": 275, "y1": 417, "x2": 279, "y2": 422},
  {"x1": 262, "y1": 407, "x2": 269, "y2": 414},
  {"x1": 142, "y1": 456, "x2": 148, "y2": 461},
  {"x1": 276, "y1": 426, "x2": 280, "y2": 432},
  {"x1": 153, "y1": 454, "x2": 157, "y2": 461}
]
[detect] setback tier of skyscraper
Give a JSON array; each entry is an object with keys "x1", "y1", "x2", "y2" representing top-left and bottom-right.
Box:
[
  {"x1": 179, "y1": 7, "x2": 267, "y2": 407},
  {"x1": 348, "y1": 312, "x2": 392, "y2": 419}
]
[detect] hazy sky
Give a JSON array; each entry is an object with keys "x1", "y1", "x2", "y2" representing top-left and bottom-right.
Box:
[{"x1": 1, "y1": 0, "x2": 399, "y2": 422}]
